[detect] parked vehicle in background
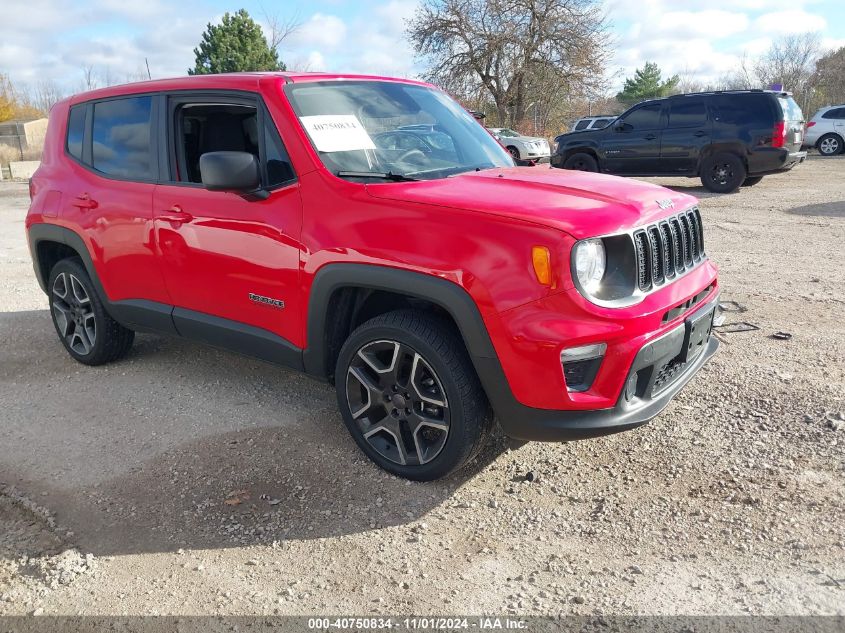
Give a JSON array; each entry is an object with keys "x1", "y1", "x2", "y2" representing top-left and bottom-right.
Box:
[
  {"x1": 804, "y1": 105, "x2": 845, "y2": 155},
  {"x1": 551, "y1": 90, "x2": 807, "y2": 193},
  {"x1": 571, "y1": 115, "x2": 616, "y2": 131},
  {"x1": 487, "y1": 128, "x2": 551, "y2": 160},
  {"x1": 26, "y1": 72, "x2": 719, "y2": 481}
]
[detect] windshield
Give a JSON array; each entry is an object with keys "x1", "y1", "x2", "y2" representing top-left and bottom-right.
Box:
[
  {"x1": 495, "y1": 128, "x2": 520, "y2": 137},
  {"x1": 285, "y1": 80, "x2": 514, "y2": 180}
]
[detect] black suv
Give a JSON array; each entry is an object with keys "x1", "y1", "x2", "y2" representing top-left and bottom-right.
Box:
[{"x1": 551, "y1": 90, "x2": 807, "y2": 193}]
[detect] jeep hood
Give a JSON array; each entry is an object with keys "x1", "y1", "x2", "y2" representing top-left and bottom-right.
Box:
[{"x1": 365, "y1": 166, "x2": 697, "y2": 239}]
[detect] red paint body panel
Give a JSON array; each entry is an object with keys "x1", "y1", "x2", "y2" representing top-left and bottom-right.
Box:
[
  {"x1": 26, "y1": 72, "x2": 719, "y2": 419},
  {"x1": 152, "y1": 182, "x2": 305, "y2": 346}
]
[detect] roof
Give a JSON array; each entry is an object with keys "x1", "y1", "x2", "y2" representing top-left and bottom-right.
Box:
[{"x1": 65, "y1": 72, "x2": 433, "y2": 105}]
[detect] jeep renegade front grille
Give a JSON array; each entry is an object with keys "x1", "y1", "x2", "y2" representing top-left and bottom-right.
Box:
[{"x1": 634, "y1": 208, "x2": 705, "y2": 292}]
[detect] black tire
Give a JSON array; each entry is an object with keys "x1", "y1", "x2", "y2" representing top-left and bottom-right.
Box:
[
  {"x1": 47, "y1": 258, "x2": 134, "y2": 366},
  {"x1": 741, "y1": 176, "x2": 764, "y2": 187},
  {"x1": 700, "y1": 152, "x2": 746, "y2": 193},
  {"x1": 562, "y1": 152, "x2": 599, "y2": 172},
  {"x1": 506, "y1": 145, "x2": 520, "y2": 160},
  {"x1": 335, "y1": 309, "x2": 492, "y2": 481},
  {"x1": 817, "y1": 133, "x2": 844, "y2": 156}
]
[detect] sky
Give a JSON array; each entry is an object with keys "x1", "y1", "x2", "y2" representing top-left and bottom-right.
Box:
[{"x1": 2, "y1": 0, "x2": 845, "y2": 95}]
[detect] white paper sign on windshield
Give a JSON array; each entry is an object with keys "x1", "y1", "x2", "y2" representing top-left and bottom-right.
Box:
[{"x1": 299, "y1": 115, "x2": 376, "y2": 152}]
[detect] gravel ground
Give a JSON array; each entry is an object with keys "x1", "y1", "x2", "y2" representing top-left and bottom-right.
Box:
[{"x1": 0, "y1": 158, "x2": 843, "y2": 617}]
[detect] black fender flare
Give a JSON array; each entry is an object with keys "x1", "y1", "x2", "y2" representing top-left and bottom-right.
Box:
[
  {"x1": 302, "y1": 263, "x2": 501, "y2": 377},
  {"x1": 28, "y1": 223, "x2": 104, "y2": 297}
]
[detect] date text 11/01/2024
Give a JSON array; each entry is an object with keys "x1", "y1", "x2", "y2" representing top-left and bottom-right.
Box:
[{"x1": 307, "y1": 617, "x2": 528, "y2": 629}]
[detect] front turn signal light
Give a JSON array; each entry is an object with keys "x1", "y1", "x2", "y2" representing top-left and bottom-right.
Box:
[{"x1": 532, "y1": 246, "x2": 552, "y2": 286}]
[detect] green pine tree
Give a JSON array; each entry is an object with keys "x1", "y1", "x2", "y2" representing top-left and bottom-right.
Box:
[
  {"x1": 616, "y1": 62, "x2": 680, "y2": 106},
  {"x1": 189, "y1": 9, "x2": 285, "y2": 75}
]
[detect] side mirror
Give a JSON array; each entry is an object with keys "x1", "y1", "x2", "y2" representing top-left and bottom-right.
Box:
[
  {"x1": 614, "y1": 122, "x2": 626, "y2": 132},
  {"x1": 200, "y1": 151, "x2": 260, "y2": 192}
]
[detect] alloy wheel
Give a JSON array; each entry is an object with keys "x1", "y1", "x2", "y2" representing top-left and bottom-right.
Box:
[
  {"x1": 345, "y1": 340, "x2": 450, "y2": 466},
  {"x1": 711, "y1": 163, "x2": 733, "y2": 185},
  {"x1": 52, "y1": 272, "x2": 96, "y2": 355},
  {"x1": 820, "y1": 137, "x2": 840, "y2": 155}
]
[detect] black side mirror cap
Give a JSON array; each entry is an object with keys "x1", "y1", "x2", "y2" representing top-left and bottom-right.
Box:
[{"x1": 200, "y1": 151, "x2": 260, "y2": 192}]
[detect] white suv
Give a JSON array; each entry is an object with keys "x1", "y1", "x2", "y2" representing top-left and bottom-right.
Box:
[{"x1": 804, "y1": 105, "x2": 845, "y2": 155}]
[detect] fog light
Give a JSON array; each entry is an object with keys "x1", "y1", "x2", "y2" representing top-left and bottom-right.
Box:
[{"x1": 561, "y1": 343, "x2": 606, "y2": 392}]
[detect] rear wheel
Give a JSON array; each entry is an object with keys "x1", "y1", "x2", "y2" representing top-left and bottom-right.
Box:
[
  {"x1": 335, "y1": 310, "x2": 491, "y2": 481},
  {"x1": 700, "y1": 153, "x2": 746, "y2": 193},
  {"x1": 817, "y1": 133, "x2": 843, "y2": 156},
  {"x1": 741, "y1": 176, "x2": 764, "y2": 187},
  {"x1": 48, "y1": 258, "x2": 134, "y2": 366},
  {"x1": 563, "y1": 152, "x2": 598, "y2": 172}
]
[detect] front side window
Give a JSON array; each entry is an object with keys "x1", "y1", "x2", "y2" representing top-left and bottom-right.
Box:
[
  {"x1": 574, "y1": 120, "x2": 590, "y2": 131},
  {"x1": 172, "y1": 101, "x2": 295, "y2": 189},
  {"x1": 592, "y1": 118, "x2": 612, "y2": 128},
  {"x1": 92, "y1": 96, "x2": 153, "y2": 180},
  {"x1": 620, "y1": 104, "x2": 662, "y2": 130},
  {"x1": 667, "y1": 100, "x2": 707, "y2": 128},
  {"x1": 284, "y1": 80, "x2": 513, "y2": 180},
  {"x1": 67, "y1": 105, "x2": 85, "y2": 160}
]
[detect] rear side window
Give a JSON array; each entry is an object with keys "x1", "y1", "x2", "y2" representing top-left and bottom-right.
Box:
[
  {"x1": 67, "y1": 106, "x2": 86, "y2": 160},
  {"x1": 92, "y1": 96, "x2": 153, "y2": 180},
  {"x1": 713, "y1": 95, "x2": 773, "y2": 126},
  {"x1": 621, "y1": 103, "x2": 662, "y2": 130},
  {"x1": 778, "y1": 96, "x2": 803, "y2": 123},
  {"x1": 574, "y1": 119, "x2": 590, "y2": 131},
  {"x1": 667, "y1": 100, "x2": 707, "y2": 128},
  {"x1": 822, "y1": 107, "x2": 845, "y2": 119},
  {"x1": 593, "y1": 118, "x2": 611, "y2": 128}
]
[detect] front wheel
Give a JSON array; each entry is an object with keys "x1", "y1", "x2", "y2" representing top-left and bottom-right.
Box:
[
  {"x1": 563, "y1": 152, "x2": 599, "y2": 172},
  {"x1": 700, "y1": 153, "x2": 746, "y2": 193},
  {"x1": 335, "y1": 310, "x2": 492, "y2": 481},
  {"x1": 507, "y1": 146, "x2": 520, "y2": 160}
]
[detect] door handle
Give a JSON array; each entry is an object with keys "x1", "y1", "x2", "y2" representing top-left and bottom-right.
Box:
[
  {"x1": 71, "y1": 193, "x2": 98, "y2": 209},
  {"x1": 694, "y1": 131, "x2": 708, "y2": 137},
  {"x1": 159, "y1": 206, "x2": 193, "y2": 225},
  {"x1": 644, "y1": 134, "x2": 657, "y2": 140}
]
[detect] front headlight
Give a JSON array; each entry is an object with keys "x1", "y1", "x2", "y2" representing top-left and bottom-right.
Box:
[{"x1": 573, "y1": 238, "x2": 606, "y2": 293}]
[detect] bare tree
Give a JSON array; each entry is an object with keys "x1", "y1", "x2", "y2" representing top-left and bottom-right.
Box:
[
  {"x1": 259, "y1": 3, "x2": 301, "y2": 53},
  {"x1": 753, "y1": 32, "x2": 820, "y2": 99},
  {"x1": 82, "y1": 65, "x2": 98, "y2": 91},
  {"x1": 29, "y1": 80, "x2": 64, "y2": 113},
  {"x1": 408, "y1": 0, "x2": 610, "y2": 127},
  {"x1": 810, "y1": 46, "x2": 845, "y2": 107}
]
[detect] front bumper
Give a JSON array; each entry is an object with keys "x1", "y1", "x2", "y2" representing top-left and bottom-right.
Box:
[{"x1": 483, "y1": 296, "x2": 720, "y2": 442}]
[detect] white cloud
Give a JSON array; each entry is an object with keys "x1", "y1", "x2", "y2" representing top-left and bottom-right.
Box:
[
  {"x1": 286, "y1": 13, "x2": 348, "y2": 51},
  {"x1": 754, "y1": 10, "x2": 827, "y2": 34},
  {"x1": 657, "y1": 10, "x2": 749, "y2": 39}
]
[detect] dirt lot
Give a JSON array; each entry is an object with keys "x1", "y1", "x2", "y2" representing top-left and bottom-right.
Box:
[{"x1": 0, "y1": 159, "x2": 843, "y2": 618}]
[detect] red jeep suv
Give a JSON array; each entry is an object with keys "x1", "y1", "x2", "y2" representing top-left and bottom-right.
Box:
[{"x1": 26, "y1": 73, "x2": 720, "y2": 480}]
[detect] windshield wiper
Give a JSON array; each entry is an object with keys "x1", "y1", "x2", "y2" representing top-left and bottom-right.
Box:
[{"x1": 336, "y1": 171, "x2": 419, "y2": 182}]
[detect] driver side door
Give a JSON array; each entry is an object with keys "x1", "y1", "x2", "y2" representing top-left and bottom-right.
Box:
[{"x1": 603, "y1": 102, "x2": 665, "y2": 174}]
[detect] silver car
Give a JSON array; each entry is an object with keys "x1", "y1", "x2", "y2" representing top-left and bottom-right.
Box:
[
  {"x1": 488, "y1": 128, "x2": 550, "y2": 160},
  {"x1": 571, "y1": 116, "x2": 616, "y2": 131},
  {"x1": 804, "y1": 105, "x2": 845, "y2": 155}
]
